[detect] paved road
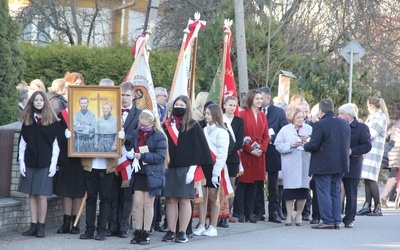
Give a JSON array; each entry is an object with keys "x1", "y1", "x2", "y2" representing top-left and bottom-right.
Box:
[{"x1": 1, "y1": 187, "x2": 400, "y2": 250}]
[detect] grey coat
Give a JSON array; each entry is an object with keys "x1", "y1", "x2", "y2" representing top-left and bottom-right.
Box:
[{"x1": 275, "y1": 123, "x2": 312, "y2": 189}]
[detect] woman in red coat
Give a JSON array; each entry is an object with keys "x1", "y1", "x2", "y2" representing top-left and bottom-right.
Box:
[{"x1": 235, "y1": 89, "x2": 269, "y2": 222}]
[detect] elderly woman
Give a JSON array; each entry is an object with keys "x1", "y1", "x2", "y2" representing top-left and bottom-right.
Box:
[{"x1": 274, "y1": 108, "x2": 312, "y2": 226}]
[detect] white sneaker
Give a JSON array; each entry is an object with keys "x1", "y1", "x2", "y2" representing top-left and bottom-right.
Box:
[
  {"x1": 193, "y1": 224, "x2": 206, "y2": 236},
  {"x1": 202, "y1": 225, "x2": 217, "y2": 237}
]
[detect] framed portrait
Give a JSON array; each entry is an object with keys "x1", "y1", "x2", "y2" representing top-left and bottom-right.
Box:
[{"x1": 68, "y1": 85, "x2": 122, "y2": 158}]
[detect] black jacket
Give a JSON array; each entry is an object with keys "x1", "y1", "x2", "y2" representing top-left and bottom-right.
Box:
[
  {"x1": 265, "y1": 105, "x2": 288, "y2": 172},
  {"x1": 344, "y1": 118, "x2": 372, "y2": 179},
  {"x1": 304, "y1": 111, "x2": 350, "y2": 175}
]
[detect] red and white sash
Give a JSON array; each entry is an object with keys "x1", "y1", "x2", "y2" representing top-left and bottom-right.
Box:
[
  {"x1": 165, "y1": 120, "x2": 206, "y2": 202},
  {"x1": 203, "y1": 127, "x2": 234, "y2": 198}
]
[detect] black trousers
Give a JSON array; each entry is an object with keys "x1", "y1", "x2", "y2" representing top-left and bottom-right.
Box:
[
  {"x1": 235, "y1": 182, "x2": 257, "y2": 216},
  {"x1": 342, "y1": 178, "x2": 360, "y2": 224},
  {"x1": 267, "y1": 171, "x2": 279, "y2": 217},
  {"x1": 254, "y1": 181, "x2": 265, "y2": 216},
  {"x1": 108, "y1": 175, "x2": 134, "y2": 232},
  {"x1": 84, "y1": 169, "x2": 114, "y2": 233},
  {"x1": 310, "y1": 177, "x2": 320, "y2": 220}
]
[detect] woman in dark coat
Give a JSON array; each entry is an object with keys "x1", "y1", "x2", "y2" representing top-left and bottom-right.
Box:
[{"x1": 161, "y1": 95, "x2": 214, "y2": 243}]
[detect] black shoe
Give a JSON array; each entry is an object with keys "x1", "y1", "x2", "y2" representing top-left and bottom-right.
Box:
[
  {"x1": 217, "y1": 218, "x2": 222, "y2": 227},
  {"x1": 175, "y1": 231, "x2": 188, "y2": 243},
  {"x1": 311, "y1": 223, "x2": 335, "y2": 229},
  {"x1": 246, "y1": 214, "x2": 257, "y2": 223},
  {"x1": 254, "y1": 214, "x2": 265, "y2": 221},
  {"x1": 79, "y1": 230, "x2": 94, "y2": 240},
  {"x1": 345, "y1": 222, "x2": 353, "y2": 228},
  {"x1": 310, "y1": 218, "x2": 320, "y2": 224},
  {"x1": 268, "y1": 216, "x2": 282, "y2": 224},
  {"x1": 367, "y1": 204, "x2": 383, "y2": 216},
  {"x1": 302, "y1": 216, "x2": 311, "y2": 222},
  {"x1": 118, "y1": 230, "x2": 128, "y2": 238},
  {"x1": 95, "y1": 231, "x2": 107, "y2": 241},
  {"x1": 334, "y1": 224, "x2": 341, "y2": 229},
  {"x1": 140, "y1": 231, "x2": 150, "y2": 245},
  {"x1": 162, "y1": 230, "x2": 176, "y2": 242},
  {"x1": 154, "y1": 222, "x2": 161, "y2": 231},
  {"x1": 160, "y1": 223, "x2": 169, "y2": 232},
  {"x1": 106, "y1": 229, "x2": 118, "y2": 237},
  {"x1": 70, "y1": 215, "x2": 80, "y2": 234},
  {"x1": 57, "y1": 215, "x2": 71, "y2": 234},
  {"x1": 130, "y1": 229, "x2": 142, "y2": 244},
  {"x1": 221, "y1": 217, "x2": 229, "y2": 228},
  {"x1": 22, "y1": 223, "x2": 38, "y2": 236},
  {"x1": 278, "y1": 210, "x2": 286, "y2": 220},
  {"x1": 36, "y1": 223, "x2": 45, "y2": 237},
  {"x1": 238, "y1": 214, "x2": 245, "y2": 223},
  {"x1": 356, "y1": 202, "x2": 371, "y2": 216}
]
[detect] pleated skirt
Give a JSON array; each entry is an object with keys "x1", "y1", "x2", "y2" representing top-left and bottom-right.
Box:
[{"x1": 18, "y1": 166, "x2": 53, "y2": 196}]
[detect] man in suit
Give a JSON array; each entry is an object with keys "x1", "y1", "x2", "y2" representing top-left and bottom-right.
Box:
[
  {"x1": 107, "y1": 82, "x2": 141, "y2": 238},
  {"x1": 338, "y1": 103, "x2": 371, "y2": 228},
  {"x1": 255, "y1": 87, "x2": 288, "y2": 223},
  {"x1": 154, "y1": 87, "x2": 168, "y2": 121},
  {"x1": 304, "y1": 98, "x2": 350, "y2": 229}
]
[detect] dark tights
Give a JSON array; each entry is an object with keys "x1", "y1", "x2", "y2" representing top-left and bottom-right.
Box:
[{"x1": 364, "y1": 179, "x2": 380, "y2": 205}]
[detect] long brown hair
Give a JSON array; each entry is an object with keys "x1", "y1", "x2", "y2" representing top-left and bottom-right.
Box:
[
  {"x1": 19, "y1": 91, "x2": 59, "y2": 126},
  {"x1": 169, "y1": 95, "x2": 197, "y2": 131},
  {"x1": 206, "y1": 104, "x2": 227, "y2": 129}
]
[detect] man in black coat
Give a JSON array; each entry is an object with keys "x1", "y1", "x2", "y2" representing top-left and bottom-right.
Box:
[
  {"x1": 255, "y1": 87, "x2": 288, "y2": 223},
  {"x1": 107, "y1": 82, "x2": 141, "y2": 238},
  {"x1": 338, "y1": 103, "x2": 371, "y2": 228},
  {"x1": 304, "y1": 98, "x2": 350, "y2": 229}
]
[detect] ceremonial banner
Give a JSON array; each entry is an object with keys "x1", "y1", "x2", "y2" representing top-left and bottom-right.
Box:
[
  {"x1": 125, "y1": 33, "x2": 158, "y2": 116},
  {"x1": 207, "y1": 19, "x2": 238, "y2": 114},
  {"x1": 169, "y1": 13, "x2": 206, "y2": 102}
]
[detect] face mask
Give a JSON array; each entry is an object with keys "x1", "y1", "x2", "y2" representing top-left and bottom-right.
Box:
[
  {"x1": 138, "y1": 123, "x2": 154, "y2": 132},
  {"x1": 173, "y1": 107, "x2": 186, "y2": 117}
]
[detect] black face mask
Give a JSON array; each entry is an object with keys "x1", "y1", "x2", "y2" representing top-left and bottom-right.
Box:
[
  {"x1": 33, "y1": 107, "x2": 42, "y2": 114},
  {"x1": 173, "y1": 107, "x2": 186, "y2": 117}
]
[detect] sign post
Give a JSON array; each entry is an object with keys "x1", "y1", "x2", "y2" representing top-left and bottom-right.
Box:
[{"x1": 339, "y1": 40, "x2": 366, "y2": 103}]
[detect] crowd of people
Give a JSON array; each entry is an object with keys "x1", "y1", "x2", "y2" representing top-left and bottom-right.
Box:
[{"x1": 16, "y1": 75, "x2": 394, "y2": 244}]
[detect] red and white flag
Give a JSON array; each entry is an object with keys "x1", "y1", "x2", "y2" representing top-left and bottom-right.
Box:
[
  {"x1": 169, "y1": 14, "x2": 206, "y2": 102},
  {"x1": 207, "y1": 19, "x2": 238, "y2": 114}
]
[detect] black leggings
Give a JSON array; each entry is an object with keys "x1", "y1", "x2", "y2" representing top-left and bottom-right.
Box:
[{"x1": 364, "y1": 179, "x2": 380, "y2": 205}]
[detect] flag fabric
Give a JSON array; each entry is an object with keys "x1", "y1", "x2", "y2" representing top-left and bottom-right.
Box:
[
  {"x1": 125, "y1": 34, "x2": 158, "y2": 117},
  {"x1": 116, "y1": 146, "x2": 133, "y2": 188},
  {"x1": 169, "y1": 18, "x2": 206, "y2": 102},
  {"x1": 207, "y1": 20, "x2": 238, "y2": 114}
]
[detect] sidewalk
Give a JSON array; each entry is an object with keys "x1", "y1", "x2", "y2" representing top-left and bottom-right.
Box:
[{"x1": 1, "y1": 186, "x2": 399, "y2": 250}]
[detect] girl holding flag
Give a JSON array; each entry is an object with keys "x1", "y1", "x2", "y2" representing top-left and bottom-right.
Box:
[
  {"x1": 161, "y1": 95, "x2": 213, "y2": 243},
  {"x1": 193, "y1": 104, "x2": 229, "y2": 237}
]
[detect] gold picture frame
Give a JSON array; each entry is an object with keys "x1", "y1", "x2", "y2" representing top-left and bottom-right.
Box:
[{"x1": 68, "y1": 85, "x2": 121, "y2": 158}]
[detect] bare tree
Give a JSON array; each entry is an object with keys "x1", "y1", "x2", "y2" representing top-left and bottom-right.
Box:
[{"x1": 14, "y1": 0, "x2": 110, "y2": 46}]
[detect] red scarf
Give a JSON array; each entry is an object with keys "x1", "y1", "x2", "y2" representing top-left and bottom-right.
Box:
[
  {"x1": 135, "y1": 131, "x2": 147, "y2": 153},
  {"x1": 173, "y1": 116, "x2": 183, "y2": 131}
]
